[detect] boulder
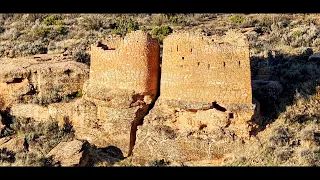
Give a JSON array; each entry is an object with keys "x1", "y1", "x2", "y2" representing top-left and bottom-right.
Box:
[
  {"x1": 47, "y1": 140, "x2": 88, "y2": 166},
  {"x1": 0, "y1": 137, "x2": 26, "y2": 153}
]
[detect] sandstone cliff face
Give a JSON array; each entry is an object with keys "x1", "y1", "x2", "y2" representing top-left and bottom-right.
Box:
[
  {"x1": 131, "y1": 98, "x2": 259, "y2": 165},
  {"x1": 68, "y1": 81, "x2": 151, "y2": 157},
  {"x1": 0, "y1": 55, "x2": 89, "y2": 110}
]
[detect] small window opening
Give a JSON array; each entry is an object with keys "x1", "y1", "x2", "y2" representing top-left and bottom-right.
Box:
[
  {"x1": 208, "y1": 64, "x2": 210, "y2": 69},
  {"x1": 197, "y1": 62, "x2": 200, "y2": 66},
  {"x1": 238, "y1": 61, "x2": 241, "y2": 67},
  {"x1": 190, "y1": 48, "x2": 192, "y2": 52},
  {"x1": 199, "y1": 124, "x2": 207, "y2": 130},
  {"x1": 182, "y1": 57, "x2": 184, "y2": 60},
  {"x1": 229, "y1": 113, "x2": 234, "y2": 119},
  {"x1": 177, "y1": 45, "x2": 178, "y2": 51},
  {"x1": 223, "y1": 62, "x2": 226, "y2": 67}
]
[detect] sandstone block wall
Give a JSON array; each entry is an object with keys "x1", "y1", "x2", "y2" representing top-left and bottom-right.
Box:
[
  {"x1": 161, "y1": 31, "x2": 252, "y2": 105},
  {"x1": 90, "y1": 30, "x2": 160, "y2": 98}
]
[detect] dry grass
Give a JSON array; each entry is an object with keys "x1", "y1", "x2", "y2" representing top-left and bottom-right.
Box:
[{"x1": 1, "y1": 13, "x2": 320, "y2": 166}]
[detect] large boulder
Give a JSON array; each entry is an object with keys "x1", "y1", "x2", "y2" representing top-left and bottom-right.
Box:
[{"x1": 47, "y1": 140, "x2": 88, "y2": 166}]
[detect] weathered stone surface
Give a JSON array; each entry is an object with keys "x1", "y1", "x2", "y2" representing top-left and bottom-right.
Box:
[
  {"x1": 0, "y1": 114, "x2": 5, "y2": 131},
  {"x1": 161, "y1": 30, "x2": 252, "y2": 104},
  {"x1": 47, "y1": 140, "x2": 88, "y2": 166},
  {"x1": 0, "y1": 136, "x2": 26, "y2": 153},
  {"x1": 90, "y1": 30, "x2": 160, "y2": 100},
  {"x1": 132, "y1": 99, "x2": 259, "y2": 165},
  {"x1": 0, "y1": 56, "x2": 89, "y2": 108},
  {"x1": 48, "y1": 101, "x2": 75, "y2": 127},
  {"x1": 10, "y1": 103, "x2": 50, "y2": 122},
  {"x1": 72, "y1": 31, "x2": 160, "y2": 157},
  {"x1": 69, "y1": 95, "x2": 149, "y2": 157}
]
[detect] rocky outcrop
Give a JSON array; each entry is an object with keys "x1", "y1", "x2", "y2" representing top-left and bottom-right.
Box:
[
  {"x1": 0, "y1": 56, "x2": 89, "y2": 109},
  {"x1": 132, "y1": 98, "x2": 259, "y2": 165},
  {"x1": 0, "y1": 137, "x2": 26, "y2": 153},
  {"x1": 69, "y1": 80, "x2": 152, "y2": 157},
  {"x1": 8, "y1": 84, "x2": 152, "y2": 158},
  {"x1": 47, "y1": 140, "x2": 88, "y2": 166}
]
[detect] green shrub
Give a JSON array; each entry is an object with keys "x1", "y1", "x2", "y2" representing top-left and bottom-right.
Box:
[
  {"x1": 79, "y1": 14, "x2": 111, "y2": 31},
  {"x1": 293, "y1": 30, "x2": 303, "y2": 38},
  {"x1": 33, "y1": 26, "x2": 51, "y2": 38},
  {"x1": 13, "y1": 42, "x2": 48, "y2": 56},
  {"x1": 42, "y1": 14, "x2": 65, "y2": 26},
  {"x1": 75, "y1": 90, "x2": 83, "y2": 97},
  {"x1": 152, "y1": 14, "x2": 168, "y2": 26},
  {"x1": 111, "y1": 15, "x2": 139, "y2": 36},
  {"x1": 151, "y1": 25, "x2": 173, "y2": 44},
  {"x1": 168, "y1": 14, "x2": 187, "y2": 25},
  {"x1": 72, "y1": 49, "x2": 90, "y2": 65},
  {"x1": 55, "y1": 25, "x2": 68, "y2": 35},
  {"x1": 230, "y1": 14, "x2": 246, "y2": 25}
]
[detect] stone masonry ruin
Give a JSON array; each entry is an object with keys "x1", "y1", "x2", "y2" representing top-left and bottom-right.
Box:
[
  {"x1": 71, "y1": 30, "x2": 160, "y2": 156},
  {"x1": 89, "y1": 30, "x2": 160, "y2": 99},
  {"x1": 0, "y1": 30, "x2": 259, "y2": 164},
  {"x1": 132, "y1": 31, "x2": 260, "y2": 164},
  {"x1": 159, "y1": 30, "x2": 258, "y2": 125}
]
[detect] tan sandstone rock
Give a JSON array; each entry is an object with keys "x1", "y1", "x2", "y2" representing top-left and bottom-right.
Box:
[
  {"x1": 0, "y1": 136, "x2": 26, "y2": 153},
  {"x1": 0, "y1": 56, "x2": 89, "y2": 109},
  {"x1": 69, "y1": 91, "x2": 150, "y2": 157},
  {"x1": 132, "y1": 99, "x2": 259, "y2": 165},
  {"x1": 47, "y1": 140, "x2": 88, "y2": 166},
  {"x1": 68, "y1": 30, "x2": 160, "y2": 157}
]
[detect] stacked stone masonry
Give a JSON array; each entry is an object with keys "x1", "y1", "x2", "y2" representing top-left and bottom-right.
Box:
[
  {"x1": 90, "y1": 30, "x2": 160, "y2": 98},
  {"x1": 161, "y1": 31, "x2": 252, "y2": 105}
]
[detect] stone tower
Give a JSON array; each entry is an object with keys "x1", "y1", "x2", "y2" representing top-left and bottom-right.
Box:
[{"x1": 160, "y1": 31, "x2": 252, "y2": 105}]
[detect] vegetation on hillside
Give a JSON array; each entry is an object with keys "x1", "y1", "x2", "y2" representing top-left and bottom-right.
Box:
[{"x1": 1, "y1": 13, "x2": 320, "y2": 166}]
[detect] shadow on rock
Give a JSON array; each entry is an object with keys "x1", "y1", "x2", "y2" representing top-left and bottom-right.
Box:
[
  {"x1": 250, "y1": 50, "x2": 320, "y2": 131},
  {"x1": 86, "y1": 144, "x2": 125, "y2": 166}
]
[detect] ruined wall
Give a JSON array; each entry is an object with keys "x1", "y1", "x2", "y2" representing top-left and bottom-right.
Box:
[
  {"x1": 161, "y1": 31, "x2": 252, "y2": 105},
  {"x1": 90, "y1": 30, "x2": 160, "y2": 97}
]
